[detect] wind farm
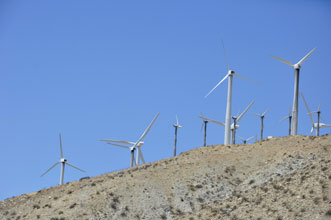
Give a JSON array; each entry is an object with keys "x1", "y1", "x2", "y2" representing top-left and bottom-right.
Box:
[{"x1": 1, "y1": 3, "x2": 330, "y2": 218}]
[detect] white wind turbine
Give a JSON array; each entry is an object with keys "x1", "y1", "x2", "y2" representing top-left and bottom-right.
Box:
[
  {"x1": 173, "y1": 115, "x2": 182, "y2": 156},
  {"x1": 199, "y1": 101, "x2": 254, "y2": 144},
  {"x1": 205, "y1": 42, "x2": 254, "y2": 144},
  {"x1": 231, "y1": 100, "x2": 255, "y2": 144},
  {"x1": 237, "y1": 135, "x2": 255, "y2": 144},
  {"x1": 301, "y1": 93, "x2": 331, "y2": 136},
  {"x1": 271, "y1": 47, "x2": 316, "y2": 135},
  {"x1": 41, "y1": 133, "x2": 86, "y2": 185},
  {"x1": 280, "y1": 106, "x2": 292, "y2": 136},
  {"x1": 101, "y1": 113, "x2": 159, "y2": 167},
  {"x1": 253, "y1": 109, "x2": 269, "y2": 140}
]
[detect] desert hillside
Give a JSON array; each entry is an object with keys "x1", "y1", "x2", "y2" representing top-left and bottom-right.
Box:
[{"x1": 0, "y1": 135, "x2": 330, "y2": 220}]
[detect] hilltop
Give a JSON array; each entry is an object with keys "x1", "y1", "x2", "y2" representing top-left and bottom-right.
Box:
[{"x1": 0, "y1": 135, "x2": 330, "y2": 220}]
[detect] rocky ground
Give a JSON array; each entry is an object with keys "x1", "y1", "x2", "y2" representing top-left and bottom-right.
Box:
[{"x1": 0, "y1": 135, "x2": 330, "y2": 220}]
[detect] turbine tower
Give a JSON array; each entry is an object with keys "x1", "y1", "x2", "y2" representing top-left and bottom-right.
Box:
[
  {"x1": 253, "y1": 109, "x2": 269, "y2": 140},
  {"x1": 301, "y1": 93, "x2": 331, "y2": 136},
  {"x1": 280, "y1": 106, "x2": 292, "y2": 136},
  {"x1": 237, "y1": 135, "x2": 255, "y2": 144},
  {"x1": 41, "y1": 133, "x2": 86, "y2": 185},
  {"x1": 198, "y1": 113, "x2": 209, "y2": 146},
  {"x1": 101, "y1": 113, "x2": 159, "y2": 167},
  {"x1": 205, "y1": 42, "x2": 254, "y2": 144},
  {"x1": 173, "y1": 115, "x2": 182, "y2": 156},
  {"x1": 271, "y1": 47, "x2": 316, "y2": 135}
]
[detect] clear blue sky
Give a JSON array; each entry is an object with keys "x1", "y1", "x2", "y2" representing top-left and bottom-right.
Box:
[{"x1": 1, "y1": 0, "x2": 330, "y2": 200}]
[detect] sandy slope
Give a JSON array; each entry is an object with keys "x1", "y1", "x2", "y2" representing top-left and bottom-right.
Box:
[{"x1": 0, "y1": 135, "x2": 330, "y2": 220}]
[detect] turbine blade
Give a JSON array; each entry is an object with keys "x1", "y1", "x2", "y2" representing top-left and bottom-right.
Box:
[
  {"x1": 270, "y1": 55, "x2": 293, "y2": 67},
  {"x1": 41, "y1": 162, "x2": 60, "y2": 177},
  {"x1": 107, "y1": 143, "x2": 131, "y2": 150},
  {"x1": 66, "y1": 162, "x2": 86, "y2": 173},
  {"x1": 205, "y1": 73, "x2": 229, "y2": 98},
  {"x1": 320, "y1": 114, "x2": 326, "y2": 122},
  {"x1": 133, "y1": 113, "x2": 160, "y2": 149},
  {"x1": 301, "y1": 93, "x2": 314, "y2": 126},
  {"x1": 246, "y1": 136, "x2": 255, "y2": 141},
  {"x1": 289, "y1": 105, "x2": 292, "y2": 116},
  {"x1": 236, "y1": 135, "x2": 245, "y2": 142},
  {"x1": 59, "y1": 133, "x2": 63, "y2": 158},
  {"x1": 233, "y1": 74, "x2": 256, "y2": 83},
  {"x1": 310, "y1": 127, "x2": 314, "y2": 136},
  {"x1": 100, "y1": 139, "x2": 133, "y2": 145},
  {"x1": 321, "y1": 124, "x2": 331, "y2": 128},
  {"x1": 176, "y1": 114, "x2": 179, "y2": 126},
  {"x1": 253, "y1": 113, "x2": 261, "y2": 117},
  {"x1": 297, "y1": 47, "x2": 316, "y2": 65},
  {"x1": 280, "y1": 116, "x2": 289, "y2": 122},
  {"x1": 317, "y1": 102, "x2": 321, "y2": 112},
  {"x1": 236, "y1": 101, "x2": 255, "y2": 122},
  {"x1": 262, "y1": 109, "x2": 269, "y2": 117},
  {"x1": 222, "y1": 40, "x2": 230, "y2": 72},
  {"x1": 200, "y1": 121, "x2": 204, "y2": 132},
  {"x1": 138, "y1": 147, "x2": 145, "y2": 164},
  {"x1": 199, "y1": 115, "x2": 225, "y2": 127}
]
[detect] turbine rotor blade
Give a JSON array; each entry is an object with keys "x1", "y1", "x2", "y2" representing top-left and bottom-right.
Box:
[
  {"x1": 236, "y1": 135, "x2": 245, "y2": 142},
  {"x1": 59, "y1": 133, "x2": 63, "y2": 158},
  {"x1": 236, "y1": 101, "x2": 255, "y2": 122},
  {"x1": 176, "y1": 114, "x2": 179, "y2": 126},
  {"x1": 270, "y1": 55, "x2": 293, "y2": 67},
  {"x1": 100, "y1": 139, "x2": 133, "y2": 145},
  {"x1": 246, "y1": 136, "x2": 255, "y2": 142},
  {"x1": 205, "y1": 73, "x2": 229, "y2": 98},
  {"x1": 41, "y1": 162, "x2": 60, "y2": 177},
  {"x1": 222, "y1": 40, "x2": 230, "y2": 72},
  {"x1": 132, "y1": 113, "x2": 160, "y2": 149},
  {"x1": 317, "y1": 102, "x2": 321, "y2": 112},
  {"x1": 232, "y1": 74, "x2": 256, "y2": 83},
  {"x1": 253, "y1": 113, "x2": 261, "y2": 117},
  {"x1": 66, "y1": 162, "x2": 86, "y2": 173},
  {"x1": 199, "y1": 116, "x2": 225, "y2": 127},
  {"x1": 138, "y1": 147, "x2": 145, "y2": 164},
  {"x1": 107, "y1": 143, "x2": 131, "y2": 150},
  {"x1": 297, "y1": 47, "x2": 317, "y2": 66},
  {"x1": 301, "y1": 93, "x2": 314, "y2": 126},
  {"x1": 262, "y1": 109, "x2": 269, "y2": 117},
  {"x1": 310, "y1": 127, "x2": 314, "y2": 136},
  {"x1": 280, "y1": 116, "x2": 289, "y2": 122}
]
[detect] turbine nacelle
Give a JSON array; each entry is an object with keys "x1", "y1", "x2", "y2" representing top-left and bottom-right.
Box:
[
  {"x1": 231, "y1": 124, "x2": 239, "y2": 130},
  {"x1": 293, "y1": 63, "x2": 301, "y2": 69},
  {"x1": 60, "y1": 158, "x2": 67, "y2": 163}
]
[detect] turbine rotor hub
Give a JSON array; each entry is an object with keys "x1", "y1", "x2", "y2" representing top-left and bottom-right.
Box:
[
  {"x1": 60, "y1": 158, "x2": 67, "y2": 163},
  {"x1": 293, "y1": 64, "x2": 301, "y2": 69}
]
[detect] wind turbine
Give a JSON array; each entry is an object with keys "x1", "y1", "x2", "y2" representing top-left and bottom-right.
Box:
[
  {"x1": 270, "y1": 47, "x2": 316, "y2": 135},
  {"x1": 231, "y1": 100, "x2": 255, "y2": 144},
  {"x1": 237, "y1": 135, "x2": 255, "y2": 144},
  {"x1": 199, "y1": 101, "x2": 254, "y2": 144},
  {"x1": 280, "y1": 106, "x2": 292, "y2": 136},
  {"x1": 253, "y1": 109, "x2": 269, "y2": 140},
  {"x1": 198, "y1": 113, "x2": 210, "y2": 147},
  {"x1": 41, "y1": 133, "x2": 86, "y2": 185},
  {"x1": 205, "y1": 42, "x2": 254, "y2": 144},
  {"x1": 173, "y1": 115, "x2": 182, "y2": 156},
  {"x1": 301, "y1": 93, "x2": 331, "y2": 136},
  {"x1": 101, "y1": 113, "x2": 159, "y2": 167}
]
